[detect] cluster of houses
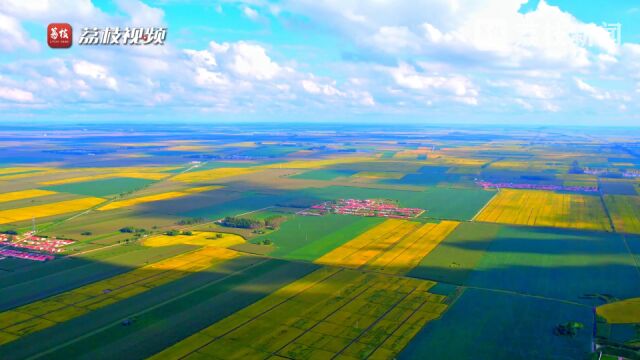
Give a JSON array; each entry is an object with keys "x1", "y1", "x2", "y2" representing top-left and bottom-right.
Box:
[
  {"x1": 0, "y1": 231, "x2": 74, "y2": 262},
  {"x1": 300, "y1": 198, "x2": 424, "y2": 219},
  {"x1": 475, "y1": 180, "x2": 598, "y2": 193},
  {"x1": 0, "y1": 248, "x2": 54, "y2": 262}
]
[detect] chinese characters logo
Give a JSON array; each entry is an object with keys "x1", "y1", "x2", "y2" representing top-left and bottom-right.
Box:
[
  {"x1": 47, "y1": 23, "x2": 72, "y2": 48},
  {"x1": 78, "y1": 27, "x2": 167, "y2": 45}
]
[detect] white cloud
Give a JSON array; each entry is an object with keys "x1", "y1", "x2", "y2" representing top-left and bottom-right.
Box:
[
  {"x1": 242, "y1": 6, "x2": 259, "y2": 21},
  {"x1": 0, "y1": 13, "x2": 38, "y2": 51},
  {"x1": 301, "y1": 79, "x2": 344, "y2": 96},
  {"x1": 389, "y1": 62, "x2": 477, "y2": 100},
  {"x1": 513, "y1": 81, "x2": 558, "y2": 99},
  {"x1": 0, "y1": 86, "x2": 34, "y2": 102},
  {"x1": 209, "y1": 41, "x2": 281, "y2": 80},
  {"x1": 72, "y1": 60, "x2": 118, "y2": 90},
  {"x1": 574, "y1": 78, "x2": 610, "y2": 100}
]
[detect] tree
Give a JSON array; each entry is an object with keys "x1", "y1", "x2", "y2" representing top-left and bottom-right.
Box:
[
  {"x1": 220, "y1": 216, "x2": 263, "y2": 229},
  {"x1": 165, "y1": 229, "x2": 180, "y2": 236}
]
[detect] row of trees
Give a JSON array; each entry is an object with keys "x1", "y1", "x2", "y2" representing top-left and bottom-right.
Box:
[{"x1": 220, "y1": 215, "x2": 286, "y2": 230}]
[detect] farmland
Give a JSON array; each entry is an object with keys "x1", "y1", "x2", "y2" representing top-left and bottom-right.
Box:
[
  {"x1": 475, "y1": 189, "x2": 612, "y2": 231},
  {"x1": 0, "y1": 124, "x2": 638, "y2": 359}
]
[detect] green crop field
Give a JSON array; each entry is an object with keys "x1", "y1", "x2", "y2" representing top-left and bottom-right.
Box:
[
  {"x1": 253, "y1": 214, "x2": 386, "y2": 260},
  {"x1": 400, "y1": 288, "x2": 593, "y2": 360},
  {"x1": 42, "y1": 177, "x2": 157, "y2": 197}
]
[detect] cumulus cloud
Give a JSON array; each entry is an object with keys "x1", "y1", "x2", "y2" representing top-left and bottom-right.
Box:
[
  {"x1": 242, "y1": 6, "x2": 259, "y2": 21},
  {"x1": 389, "y1": 62, "x2": 478, "y2": 102},
  {"x1": 0, "y1": 13, "x2": 38, "y2": 51},
  {"x1": 0, "y1": 86, "x2": 34, "y2": 102},
  {"x1": 72, "y1": 60, "x2": 118, "y2": 90}
]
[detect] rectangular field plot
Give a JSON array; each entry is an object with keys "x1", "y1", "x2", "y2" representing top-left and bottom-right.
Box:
[
  {"x1": 254, "y1": 214, "x2": 386, "y2": 261},
  {"x1": 399, "y1": 288, "x2": 593, "y2": 360},
  {"x1": 0, "y1": 197, "x2": 105, "y2": 225},
  {"x1": 412, "y1": 223, "x2": 640, "y2": 303},
  {"x1": 316, "y1": 219, "x2": 459, "y2": 275},
  {"x1": 0, "y1": 247, "x2": 239, "y2": 345},
  {"x1": 97, "y1": 185, "x2": 221, "y2": 211},
  {"x1": 0, "y1": 189, "x2": 56, "y2": 203},
  {"x1": 40, "y1": 172, "x2": 170, "y2": 186},
  {"x1": 604, "y1": 195, "x2": 640, "y2": 234},
  {"x1": 150, "y1": 267, "x2": 449, "y2": 360},
  {"x1": 41, "y1": 177, "x2": 156, "y2": 197},
  {"x1": 474, "y1": 189, "x2": 611, "y2": 231}
]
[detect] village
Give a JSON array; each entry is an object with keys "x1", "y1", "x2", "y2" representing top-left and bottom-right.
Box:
[
  {"x1": 299, "y1": 198, "x2": 425, "y2": 219},
  {"x1": 0, "y1": 231, "x2": 74, "y2": 262}
]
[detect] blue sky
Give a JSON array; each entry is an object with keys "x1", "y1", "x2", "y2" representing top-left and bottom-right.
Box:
[{"x1": 1, "y1": 0, "x2": 639, "y2": 125}]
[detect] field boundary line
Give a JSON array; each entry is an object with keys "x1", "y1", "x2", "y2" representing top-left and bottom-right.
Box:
[
  {"x1": 28, "y1": 256, "x2": 272, "y2": 360},
  {"x1": 330, "y1": 286, "x2": 418, "y2": 359},
  {"x1": 598, "y1": 192, "x2": 616, "y2": 233},
  {"x1": 178, "y1": 267, "x2": 346, "y2": 359},
  {"x1": 462, "y1": 285, "x2": 591, "y2": 308},
  {"x1": 0, "y1": 247, "x2": 235, "y2": 334},
  {"x1": 471, "y1": 188, "x2": 499, "y2": 221},
  {"x1": 365, "y1": 286, "x2": 442, "y2": 357}
]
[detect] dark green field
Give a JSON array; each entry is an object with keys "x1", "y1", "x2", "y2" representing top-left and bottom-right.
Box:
[
  {"x1": 400, "y1": 288, "x2": 593, "y2": 360},
  {"x1": 42, "y1": 177, "x2": 157, "y2": 197}
]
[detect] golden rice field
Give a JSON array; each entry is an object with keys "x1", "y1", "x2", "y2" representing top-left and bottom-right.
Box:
[
  {"x1": 99, "y1": 186, "x2": 222, "y2": 211},
  {"x1": 604, "y1": 195, "x2": 640, "y2": 234},
  {"x1": 596, "y1": 297, "x2": 640, "y2": 324},
  {"x1": 315, "y1": 219, "x2": 417, "y2": 269},
  {"x1": 0, "y1": 197, "x2": 105, "y2": 225},
  {"x1": 475, "y1": 189, "x2": 612, "y2": 231},
  {"x1": 40, "y1": 172, "x2": 170, "y2": 185},
  {"x1": 0, "y1": 189, "x2": 56, "y2": 203},
  {"x1": 352, "y1": 172, "x2": 405, "y2": 179},
  {"x1": 363, "y1": 221, "x2": 459, "y2": 275},
  {"x1": 0, "y1": 167, "x2": 48, "y2": 175},
  {"x1": 183, "y1": 185, "x2": 223, "y2": 193},
  {"x1": 0, "y1": 247, "x2": 239, "y2": 345},
  {"x1": 315, "y1": 219, "x2": 458, "y2": 275},
  {"x1": 150, "y1": 267, "x2": 447, "y2": 360},
  {"x1": 142, "y1": 231, "x2": 245, "y2": 248},
  {"x1": 172, "y1": 167, "x2": 259, "y2": 183}
]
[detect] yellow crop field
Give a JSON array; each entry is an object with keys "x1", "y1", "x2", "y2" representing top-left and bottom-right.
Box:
[
  {"x1": 150, "y1": 267, "x2": 447, "y2": 360},
  {"x1": 597, "y1": 297, "x2": 640, "y2": 324},
  {"x1": 41, "y1": 172, "x2": 170, "y2": 185},
  {"x1": 0, "y1": 247, "x2": 239, "y2": 345},
  {"x1": 183, "y1": 185, "x2": 223, "y2": 193},
  {"x1": 0, "y1": 197, "x2": 105, "y2": 224},
  {"x1": 143, "y1": 231, "x2": 245, "y2": 248},
  {"x1": 604, "y1": 195, "x2": 640, "y2": 234},
  {"x1": 98, "y1": 191, "x2": 189, "y2": 211},
  {"x1": 353, "y1": 171, "x2": 405, "y2": 179},
  {"x1": 172, "y1": 167, "x2": 259, "y2": 183},
  {"x1": 475, "y1": 189, "x2": 611, "y2": 231},
  {"x1": 315, "y1": 219, "x2": 417, "y2": 268},
  {"x1": 364, "y1": 221, "x2": 459, "y2": 275},
  {"x1": 0, "y1": 189, "x2": 57, "y2": 203},
  {"x1": 315, "y1": 219, "x2": 458, "y2": 275},
  {"x1": 99, "y1": 186, "x2": 222, "y2": 211},
  {"x1": 0, "y1": 167, "x2": 48, "y2": 175}
]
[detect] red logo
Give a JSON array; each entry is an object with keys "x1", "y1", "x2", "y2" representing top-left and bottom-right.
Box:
[{"x1": 47, "y1": 23, "x2": 72, "y2": 48}]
